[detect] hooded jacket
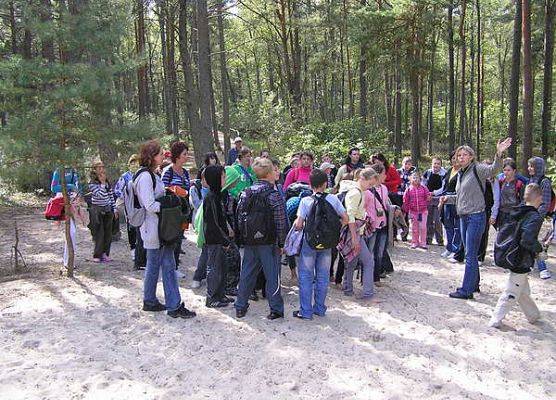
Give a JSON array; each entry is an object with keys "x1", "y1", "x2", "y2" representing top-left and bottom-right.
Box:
[
  {"x1": 528, "y1": 157, "x2": 553, "y2": 217},
  {"x1": 507, "y1": 204, "x2": 544, "y2": 273},
  {"x1": 203, "y1": 166, "x2": 231, "y2": 246}
]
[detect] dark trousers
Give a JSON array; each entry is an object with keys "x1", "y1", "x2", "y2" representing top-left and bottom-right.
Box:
[
  {"x1": 206, "y1": 244, "x2": 227, "y2": 303},
  {"x1": 330, "y1": 247, "x2": 345, "y2": 284},
  {"x1": 173, "y1": 232, "x2": 184, "y2": 267},
  {"x1": 89, "y1": 205, "x2": 113, "y2": 258},
  {"x1": 478, "y1": 209, "x2": 491, "y2": 262},
  {"x1": 127, "y1": 222, "x2": 137, "y2": 250},
  {"x1": 193, "y1": 245, "x2": 208, "y2": 281},
  {"x1": 135, "y1": 228, "x2": 147, "y2": 269}
]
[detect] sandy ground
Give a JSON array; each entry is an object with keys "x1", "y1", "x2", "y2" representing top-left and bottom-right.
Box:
[{"x1": 0, "y1": 206, "x2": 555, "y2": 400}]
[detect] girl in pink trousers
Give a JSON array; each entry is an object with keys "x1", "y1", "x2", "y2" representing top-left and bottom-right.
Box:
[{"x1": 403, "y1": 172, "x2": 431, "y2": 249}]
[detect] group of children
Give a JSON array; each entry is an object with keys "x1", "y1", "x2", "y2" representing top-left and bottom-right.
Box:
[{"x1": 50, "y1": 137, "x2": 554, "y2": 327}]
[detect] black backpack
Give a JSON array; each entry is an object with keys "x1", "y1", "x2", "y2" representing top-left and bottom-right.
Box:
[
  {"x1": 238, "y1": 188, "x2": 276, "y2": 245},
  {"x1": 157, "y1": 193, "x2": 186, "y2": 246},
  {"x1": 304, "y1": 194, "x2": 342, "y2": 250},
  {"x1": 494, "y1": 210, "x2": 535, "y2": 270},
  {"x1": 471, "y1": 165, "x2": 494, "y2": 210}
]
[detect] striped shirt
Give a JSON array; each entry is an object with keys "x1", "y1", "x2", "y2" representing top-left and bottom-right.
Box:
[
  {"x1": 162, "y1": 165, "x2": 190, "y2": 192},
  {"x1": 89, "y1": 182, "x2": 115, "y2": 210}
]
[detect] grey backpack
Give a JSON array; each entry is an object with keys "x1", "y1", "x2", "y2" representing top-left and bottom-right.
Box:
[{"x1": 124, "y1": 168, "x2": 156, "y2": 228}]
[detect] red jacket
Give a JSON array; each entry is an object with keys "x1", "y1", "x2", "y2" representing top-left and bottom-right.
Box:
[
  {"x1": 384, "y1": 165, "x2": 401, "y2": 193},
  {"x1": 402, "y1": 184, "x2": 430, "y2": 213}
]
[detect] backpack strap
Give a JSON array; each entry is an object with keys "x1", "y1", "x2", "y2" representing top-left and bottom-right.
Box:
[{"x1": 472, "y1": 164, "x2": 486, "y2": 197}]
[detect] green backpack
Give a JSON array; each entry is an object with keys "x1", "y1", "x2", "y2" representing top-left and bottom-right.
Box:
[{"x1": 194, "y1": 204, "x2": 205, "y2": 248}]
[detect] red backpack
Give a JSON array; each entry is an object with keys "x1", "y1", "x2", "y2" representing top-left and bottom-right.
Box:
[{"x1": 44, "y1": 196, "x2": 66, "y2": 220}]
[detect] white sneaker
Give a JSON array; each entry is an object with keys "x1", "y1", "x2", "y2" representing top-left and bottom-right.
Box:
[
  {"x1": 191, "y1": 280, "x2": 201, "y2": 288},
  {"x1": 540, "y1": 270, "x2": 551, "y2": 280},
  {"x1": 448, "y1": 257, "x2": 459, "y2": 264},
  {"x1": 441, "y1": 250, "x2": 452, "y2": 258},
  {"x1": 488, "y1": 320, "x2": 502, "y2": 329},
  {"x1": 130, "y1": 249, "x2": 135, "y2": 261},
  {"x1": 175, "y1": 270, "x2": 186, "y2": 280}
]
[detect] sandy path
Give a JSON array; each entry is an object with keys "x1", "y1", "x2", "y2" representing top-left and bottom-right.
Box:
[{"x1": 0, "y1": 207, "x2": 555, "y2": 400}]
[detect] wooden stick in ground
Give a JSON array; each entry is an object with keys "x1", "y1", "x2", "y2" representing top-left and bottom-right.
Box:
[{"x1": 60, "y1": 169, "x2": 75, "y2": 277}]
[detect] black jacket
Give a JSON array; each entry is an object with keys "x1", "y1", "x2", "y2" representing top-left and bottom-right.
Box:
[
  {"x1": 511, "y1": 205, "x2": 544, "y2": 273},
  {"x1": 203, "y1": 191, "x2": 231, "y2": 246}
]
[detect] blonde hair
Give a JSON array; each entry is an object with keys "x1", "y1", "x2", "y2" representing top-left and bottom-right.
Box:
[
  {"x1": 252, "y1": 157, "x2": 274, "y2": 179},
  {"x1": 358, "y1": 168, "x2": 378, "y2": 181},
  {"x1": 410, "y1": 170, "x2": 421, "y2": 180},
  {"x1": 524, "y1": 183, "x2": 542, "y2": 203},
  {"x1": 455, "y1": 145, "x2": 475, "y2": 160}
]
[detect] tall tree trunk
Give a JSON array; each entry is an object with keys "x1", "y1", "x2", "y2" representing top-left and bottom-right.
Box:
[
  {"x1": 158, "y1": 0, "x2": 173, "y2": 135},
  {"x1": 476, "y1": 0, "x2": 483, "y2": 159},
  {"x1": 385, "y1": 71, "x2": 394, "y2": 134},
  {"x1": 508, "y1": 0, "x2": 522, "y2": 160},
  {"x1": 196, "y1": 0, "x2": 216, "y2": 162},
  {"x1": 167, "y1": 5, "x2": 179, "y2": 136},
  {"x1": 359, "y1": 50, "x2": 367, "y2": 120},
  {"x1": 342, "y1": 0, "x2": 354, "y2": 117},
  {"x1": 541, "y1": 0, "x2": 555, "y2": 159},
  {"x1": 9, "y1": 2, "x2": 18, "y2": 54},
  {"x1": 178, "y1": 0, "x2": 202, "y2": 163},
  {"x1": 458, "y1": 0, "x2": 467, "y2": 144},
  {"x1": 394, "y1": 62, "x2": 402, "y2": 160},
  {"x1": 521, "y1": 0, "x2": 534, "y2": 170},
  {"x1": 40, "y1": 0, "x2": 55, "y2": 62},
  {"x1": 427, "y1": 32, "x2": 437, "y2": 155},
  {"x1": 447, "y1": 4, "x2": 456, "y2": 152},
  {"x1": 135, "y1": 0, "x2": 149, "y2": 118},
  {"x1": 217, "y1": 2, "x2": 231, "y2": 155}
]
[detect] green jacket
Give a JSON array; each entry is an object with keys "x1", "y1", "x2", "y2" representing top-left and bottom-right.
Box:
[{"x1": 225, "y1": 163, "x2": 256, "y2": 198}]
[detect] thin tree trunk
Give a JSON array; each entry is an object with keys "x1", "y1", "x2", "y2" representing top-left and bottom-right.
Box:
[
  {"x1": 136, "y1": 0, "x2": 149, "y2": 118},
  {"x1": 447, "y1": 3, "x2": 456, "y2": 152},
  {"x1": 217, "y1": 2, "x2": 231, "y2": 155},
  {"x1": 359, "y1": 47, "x2": 367, "y2": 120},
  {"x1": 394, "y1": 62, "x2": 402, "y2": 160},
  {"x1": 476, "y1": 0, "x2": 483, "y2": 159},
  {"x1": 427, "y1": 32, "x2": 437, "y2": 155},
  {"x1": 541, "y1": 0, "x2": 555, "y2": 159},
  {"x1": 458, "y1": 0, "x2": 467, "y2": 144},
  {"x1": 196, "y1": 0, "x2": 216, "y2": 162},
  {"x1": 521, "y1": 0, "x2": 534, "y2": 170},
  {"x1": 9, "y1": 2, "x2": 18, "y2": 54},
  {"x1": 508, "y1": 0, "x2": 522, "y2": 160},
  {"x1": 40, "y1": 0, "x2": 55, "y2": 62},
  {"x1": 158, "y1": 0, "x2": 173, "y2": 135}
]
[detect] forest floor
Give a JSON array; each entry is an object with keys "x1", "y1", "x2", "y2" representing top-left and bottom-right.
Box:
[{"x1": 0, "y1": 205, "x2": 555, "y2": 400}]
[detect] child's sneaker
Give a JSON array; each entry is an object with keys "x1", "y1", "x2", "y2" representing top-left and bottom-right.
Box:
[
  {"x1": 419, "y1": 245, "x2": 428, "y2": 250},
  {"x1": 540, "y1": 270, "x2": 551, "y2": 280},
  {"x1": 488, "y1": 319, "x2": 502, "y2": 329},
  {"x1": 410, "y1": 244, "x2": 418, "y2": 249},
  {"x1": 447, "y1": 256, "x2": 460, "y2": 264},
  {"x1": 101, "y1": 254, "x2": 112, "y2": 263},
  {"x1": 93, "y1": 258, "x2": 101, "y2": 263},
  {"x1": 441, "y1": 249, "x2": 452, "y2": 258}
]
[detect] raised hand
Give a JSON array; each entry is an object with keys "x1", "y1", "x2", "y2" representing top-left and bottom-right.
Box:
[{"x1": 496, "y1": 137, "x2": 512, "y2": 156}]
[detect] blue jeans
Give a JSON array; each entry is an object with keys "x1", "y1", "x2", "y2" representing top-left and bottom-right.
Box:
[
  {"x1": 443, "y1": 204, "x2": 461, "y2": 253},
  {"x1": 297, "y1": 239, "x2": 331, "y2": 319},
  {"x1": 235, "y1": 245, "x2": 284, "y2": 314},
  {"x1": 144, "y1": 246, "x2": 182, "y2": 312},
  {"x1": 459, "y1": 212, "x2": 486, "y2": 296}
]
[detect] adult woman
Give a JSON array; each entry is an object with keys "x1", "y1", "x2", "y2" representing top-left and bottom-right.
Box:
[
  {"x1": 283, "y1": 151, "x2": 314, "y2": 189},
  {"x1": 162, "y1": 141, "x2": 191, "y2": 271},
  {"x1": 338, "y1": 168, "x2": 379, "y2": 298},
  {"x1": 441, "y1": 151, "x2": 461, "y2": 258},
  {"x1": 371, "y1": 153, "x2": 401, "y2": 197},
  {"x1": 137, "y1": 140, "x2": 196, "y2": 318},
  {"x1": 196, "y1": 152, "x2": 220, "y2": 180},
  {"x1": 88, "y1": 161, "x2": 117, "y2": 263},
  {"x1": 440, "y1": 138, "x2": 512, "y2": 299},
  {"x1": 334, "y1": 147, "x2": 365, "y2": 187}
]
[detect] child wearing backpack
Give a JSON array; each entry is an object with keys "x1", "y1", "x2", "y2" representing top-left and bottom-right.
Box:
[
  {"x1": 403, "y1": 171, "x2": 432, "y2": 249},
  {"x1": 338, "y1": 168, "x2": 379, "y2": 299},
  {"x1": 292, "y1": 169, "x2": 348, "y2": 320},
  {"x1": 489, "y1": 183, "x2": 545, "y2": 328},
  {"x1": 202, "y1": 165, "x2": 234, "y2": 308},
  {"x1": 234, "y1": 157, "x2": 289, "y2": 320},
  {"x1": 527, "y1": 156, "x2": 554, "y2": 279}
]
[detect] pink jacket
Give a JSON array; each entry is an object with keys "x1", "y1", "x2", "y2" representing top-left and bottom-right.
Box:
[
  {"x1": 364, "y1": 184, "x2": 389, "y2": 231},
  {"x1": 403, "y1": 184, "x2": 430, "y2": 213},
  {"x1": 284, "y1": 166, "x2": 312, "y2": 189}
]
